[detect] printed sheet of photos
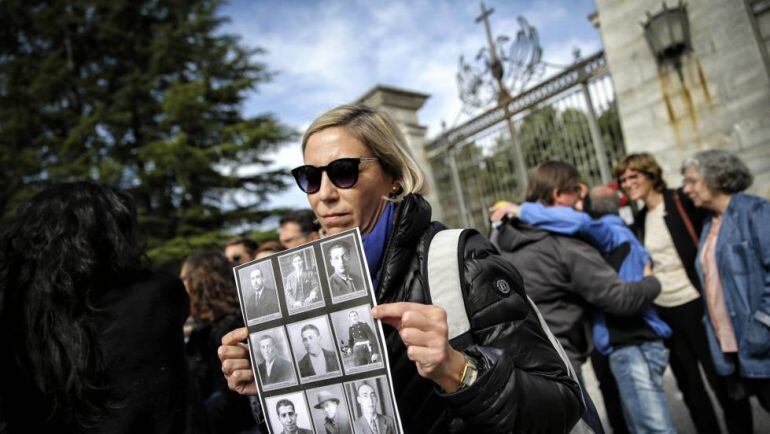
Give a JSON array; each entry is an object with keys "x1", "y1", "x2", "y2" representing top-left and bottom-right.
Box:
[{"x1": 234, "y1": 228, "x2": 403, "y2": 434}]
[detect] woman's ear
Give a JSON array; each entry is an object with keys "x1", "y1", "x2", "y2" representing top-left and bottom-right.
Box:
[{"x1": 389, "y1": 182, "x2": 403, "y2": 198}]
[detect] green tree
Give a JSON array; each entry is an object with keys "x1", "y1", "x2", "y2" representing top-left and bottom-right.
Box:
[{"x1": 0, "y1": 0, "x2": 294, "y2": 268}]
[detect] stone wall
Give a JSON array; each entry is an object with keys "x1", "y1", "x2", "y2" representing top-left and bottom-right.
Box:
[{"x1": 595, "y1": 0, "x2": 770, "y2": 198}]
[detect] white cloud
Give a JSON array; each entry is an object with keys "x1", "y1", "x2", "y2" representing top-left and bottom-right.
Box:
[{"x1": 221, "y1": 0, "x2": 602, "y2": 210}]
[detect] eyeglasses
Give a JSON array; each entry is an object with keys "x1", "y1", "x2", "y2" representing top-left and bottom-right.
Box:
[
  {"x1": 291, "y1": 157, "x2": 378, "y2": 194},
  {"x1": 619, "y1": 173, "x2": 641, "y2": 184}
]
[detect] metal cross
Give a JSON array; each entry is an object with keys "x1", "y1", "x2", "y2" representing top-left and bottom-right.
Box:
[{"x1": 475, "y1": 2, "x2": 510, "y2": 100}]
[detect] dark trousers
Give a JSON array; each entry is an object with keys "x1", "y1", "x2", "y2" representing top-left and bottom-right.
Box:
[
  {"x1": 591, "y1": 350, "x2": 629, "y2": 434},
  {"x1": 657, "y1": 298, "x2": 753, "y2": 434}
]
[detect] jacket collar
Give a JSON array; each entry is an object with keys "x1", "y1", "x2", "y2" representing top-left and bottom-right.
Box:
[
  {"x1": 713, "y1": 193, "x2": 740, "y2": 258},
  {"x1": 375, "y1": 194, "x2": 432, "y2": 301}
]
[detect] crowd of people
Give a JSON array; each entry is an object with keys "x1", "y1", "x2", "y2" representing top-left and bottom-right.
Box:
[{"x1": 0, "y1": 103, "x2": 768, "y2": 434}]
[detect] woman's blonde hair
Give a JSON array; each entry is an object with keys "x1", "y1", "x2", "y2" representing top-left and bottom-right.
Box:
[{"x1": 301, "y1": 104, "x2": 427, "y2": 202}]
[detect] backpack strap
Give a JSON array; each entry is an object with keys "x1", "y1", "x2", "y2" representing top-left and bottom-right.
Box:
[
  {"x1": 435, "y1": 226, "x2": 601, "y2": 433},
  {"x1": 426, "y1": 228, "x2": 472, "y2": 341}
]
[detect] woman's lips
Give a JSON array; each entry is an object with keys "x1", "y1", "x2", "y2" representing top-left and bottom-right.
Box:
[{"x1": 322, "y1": 213, "x2": 348, "y2": 224}]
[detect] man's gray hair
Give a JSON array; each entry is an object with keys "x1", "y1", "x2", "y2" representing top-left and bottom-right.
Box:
[
  {"x1": 589, "y1": 195, "x2": 619, "y2": 218},
  {"x1": 681, "y1": 150, "x2": 753, "y2": 193}
]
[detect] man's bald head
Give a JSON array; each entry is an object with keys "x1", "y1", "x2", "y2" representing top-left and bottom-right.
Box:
[{"x1": 588, "y1": 186, "x2": 620, "y2": 218}]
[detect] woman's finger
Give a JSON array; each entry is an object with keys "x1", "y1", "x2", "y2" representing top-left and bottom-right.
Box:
[
  {"x1": 221, "y1": 358, "x2": 251, "y2": 375},
  {"x1": 218, "y1": 343, "x2": 249, "y2": 362},
  {"x1": 406, "y1": 345, "x2": 445, "y2": 367},
  {"x1": 221, "y1": 326, "x2": 249, "y2": 346},
  {"x1": 400, "y1": 309, "x2": 434, "y2": 331},
  {"x1": 226, "y1": 368, "x2": 252, "y2": 387},
  {"x1": 373, "y1": 302, "x2": 447, "y2": 323},
  {"x1": 398, "y1": 326, "x2": 435, "y2": 348}
]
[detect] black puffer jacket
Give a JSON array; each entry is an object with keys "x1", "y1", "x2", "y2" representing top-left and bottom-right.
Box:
[
  {"x1": 493, "y1": 219, "x2": 661, "y2": 366},
  {"x1": 376, "y1": 195, "x2": 581, "y2": 433}
]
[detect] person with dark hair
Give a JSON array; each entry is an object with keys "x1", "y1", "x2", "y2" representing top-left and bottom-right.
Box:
[
  {"x1": 246, "y1": 267, "x2": 279, "y2": 319},
  {"x1": 283, "y1": 253, "x2": 320, "y2": 308},
  {"x1": 682, "y1": 150, "x2": 770, "y2": 415},
  {"x1": 181, "y1": 251, "x2": 258, "y2": 433},
  {"x1": 275, "y1": 399, "x2": 313, "y2": 434},
  {"x1": 492, "y1": 162, "x2": 661, "y2": 379},
  {"x1": 220, "y1": 105, "x2": 582, "y2": 433},
  {"x1": 279, "y1": 210, "x2": 320, "y2": 249},
  {"x1": 256, "y1": 335, "x2": 293, "y2": 385},
  {"x1": 297, "y1": 324, "x2": 339, "y2": 377},
  {"x1": 618, "y1": 152, "x2": 751, "y2": 434},
  {"x1": 492, "y1": 184, "x2": 676, "y2": 433},
  {"x1": 0, "y1": 182, "x2": 189, "y2": 433},
  {"x1": 255, "y1": 240, "x2": 287, "y2": 260},
  {"x1": 225, "y1": 236, "x2": 259, "y2": 266},
  {"x1": 327, "y1": 240, "x2": 364, "y2": 297}
]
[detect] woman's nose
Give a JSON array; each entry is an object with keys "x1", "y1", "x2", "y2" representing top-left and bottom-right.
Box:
[{"x1": 317, "y1": 171, "x2": 338, "y2": 200}]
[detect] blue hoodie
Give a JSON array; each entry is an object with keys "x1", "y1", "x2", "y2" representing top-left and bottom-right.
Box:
[{"x1": 520, "y1": 202, "x2": 671, "y2": 355}]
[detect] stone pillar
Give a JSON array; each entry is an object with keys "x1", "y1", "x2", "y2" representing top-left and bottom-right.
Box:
[
  {"x1": 594, "y1": 0, "x2": 770, "y2": 198},
  {"x1": 356, "y1": 85, "x2": 443, "y2": 219}
]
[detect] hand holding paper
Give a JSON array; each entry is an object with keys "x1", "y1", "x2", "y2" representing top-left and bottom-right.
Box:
[
  {"x1": 219, "y1": 327, "x2": 258, "y2": 396},
  {"x1": 372, "y1": 302, "x2": 466, "y2": 393}
]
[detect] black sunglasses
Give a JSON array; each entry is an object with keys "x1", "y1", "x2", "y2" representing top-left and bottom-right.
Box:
[{"x1": 291, "y1": 157, "x2": 378, "y2": 194}]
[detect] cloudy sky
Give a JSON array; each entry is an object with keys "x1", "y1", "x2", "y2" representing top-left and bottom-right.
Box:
[{"x1": 220, "y1": 0, "x2": 603, "y2": 210}]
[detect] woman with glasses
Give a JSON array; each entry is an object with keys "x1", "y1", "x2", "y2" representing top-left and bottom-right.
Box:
[
  {"x1": 616, "y1": 153, "x2": 751, "y2": 434},
  {"x1": 682, "y1": 150, "x2": 770, "y2": 415},
  {"x1": 218, "y1": 104, "x2": 582, "y2": 433}
]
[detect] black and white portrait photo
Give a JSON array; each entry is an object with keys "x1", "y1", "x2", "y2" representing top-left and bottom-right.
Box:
[
  {"x1": 321, "y1": 235, "x2": 367, "y2": 303},
  {"x1": 265, "y1": 392, "x2": 315, "y2": 434},
  {"x1": 236, "y1": 260, "x2": 281, "y2": 325},
  {"x1": 287, "y1": 315, "x2": 342, "y2": 383},
  {"x1": 344, "y1": 376, "x2": 399, "y2": 434},
  {"x1": 307, "y1": 384, "x2": 353, "y2": 434},
  {"x1": 278, "y1": 247, "x2": 324, "y2": 314},
  {"x1": 249, "y1": 327, "x2": 297, "y2": 391},
  {"x1": 330, "y1": 306, "x2": 383, "y2": 374}
]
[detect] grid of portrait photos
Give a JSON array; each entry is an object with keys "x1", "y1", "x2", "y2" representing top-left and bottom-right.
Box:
[{"x1": 233, "y1": 228, "x2": 403, "y2": 434}]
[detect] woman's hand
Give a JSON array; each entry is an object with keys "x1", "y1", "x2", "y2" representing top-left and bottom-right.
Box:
[
  {"x1": 218, "y1": 327, "x2": 258, "y2": 396},
  {"x1": 372, "y1": 302, "x2": 467, "y2": 393}
]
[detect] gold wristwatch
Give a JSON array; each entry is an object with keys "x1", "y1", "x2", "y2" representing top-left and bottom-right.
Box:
[{"x1": 458, "y1": 353, "x2": 479, "y2": 390}]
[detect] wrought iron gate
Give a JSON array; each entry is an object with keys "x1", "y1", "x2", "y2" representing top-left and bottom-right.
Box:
[{"x1": 426, "y1": 52, "x2": 626, "y2": 230}]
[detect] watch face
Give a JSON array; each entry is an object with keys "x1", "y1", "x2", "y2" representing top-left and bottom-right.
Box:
[{"x1": 460, "y1": 356, "x2": 478, "y2": 388}]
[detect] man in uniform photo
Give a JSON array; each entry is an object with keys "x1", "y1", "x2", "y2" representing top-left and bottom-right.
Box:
[
  {"x1": 298, "y1": 324, "x2": 339, "y2": 377},
  {"x1": 346, "y1": 310, "x2": 379, "y2": 366},
  {"x1": 256, "y1": 335, "x2": 293, "y2": 385}
]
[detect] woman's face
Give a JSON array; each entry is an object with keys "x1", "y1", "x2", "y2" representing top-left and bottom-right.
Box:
[
  {"x1": 304, "y1": 127, "x2": 393, "y2": 235},
  {"x1": 619, "y1": 168, "x2": 654, "y2": 202},
  {"x1": 179, "y1": 263, "x2": 191, "y2": 294},
  {"x1": 682, "y1": 166, "x2": 719, "y2": 211}
]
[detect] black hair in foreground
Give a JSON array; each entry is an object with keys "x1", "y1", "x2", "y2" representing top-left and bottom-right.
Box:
[{"x1": 0, "y1": 182, "x2": 145, "y2": 428}]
